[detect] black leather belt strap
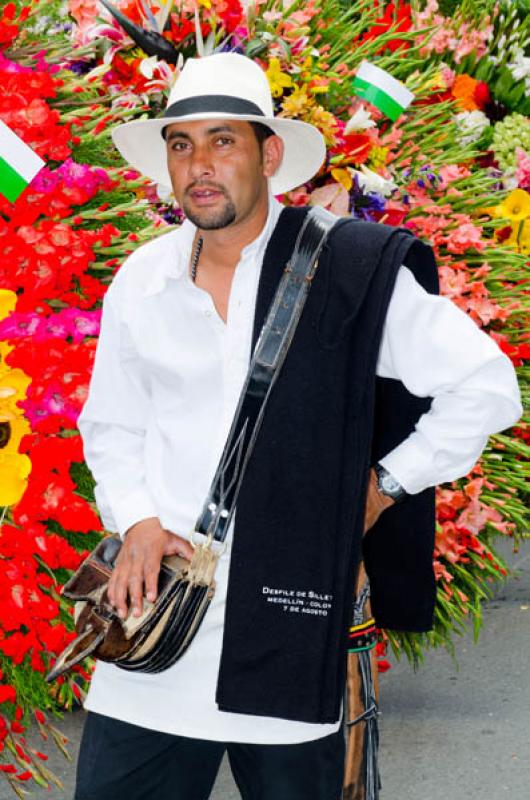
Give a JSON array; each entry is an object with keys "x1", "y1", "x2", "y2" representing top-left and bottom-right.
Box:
[{"x1": 195, "y1": 206, "x2": 338, "y2": 543}]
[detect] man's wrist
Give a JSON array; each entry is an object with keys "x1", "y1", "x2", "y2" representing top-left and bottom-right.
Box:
[
  {"x1": 123, "y1": 516, "x2": 161, "y2": 539},
  {"x1": 373, "y1": 463, "x2": 408, "y2": 504}
]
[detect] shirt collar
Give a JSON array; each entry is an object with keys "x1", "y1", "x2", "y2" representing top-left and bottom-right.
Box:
[{"x1": 143, "y1": 187, "x2": 285, "y2": 297}]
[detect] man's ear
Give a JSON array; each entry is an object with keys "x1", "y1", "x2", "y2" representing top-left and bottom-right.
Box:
[{"x1": 262, "y1": 135, "x2": 284, "y2": 180}]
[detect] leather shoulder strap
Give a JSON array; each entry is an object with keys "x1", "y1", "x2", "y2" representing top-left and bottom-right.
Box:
[{"x1": 195, "y1": 206, "x2": 339, "y2": 542}]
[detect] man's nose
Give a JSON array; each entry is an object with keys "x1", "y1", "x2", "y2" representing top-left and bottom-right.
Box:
[{"x1": 188, "y1": 144, "x2": 214, "y2": 180}]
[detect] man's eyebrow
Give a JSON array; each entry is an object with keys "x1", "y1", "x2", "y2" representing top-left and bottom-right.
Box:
[{"x1": 165, "y1": 125, "x2": 239, "y2": 143}]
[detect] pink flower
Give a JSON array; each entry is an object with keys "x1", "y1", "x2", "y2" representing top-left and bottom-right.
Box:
[
  {"x1": 456, "y1": 498, "x2": 504, "y2": 537},
  {"x1": 0, "y1": 312, "x2": 45, "y2": 339},
  {"x1": 57, "y1": 308, "x2": 101, "y2": 342},
  {"x1": 68, "y1": 0, "x2": 98, "y2": 30},
  {"x1": 445, "y1": 222, "x2": 485, "y2": 254},
  {"x1": 438, "y1": 164, "x2": 471, "y2": 187},
  {"x1": 440, "y1": 66, "x2": 456, "y2": 89},
  {"x1": 309, "y1": 183, "x2": 350, "y2": 217},
  {"x1": 465, "y1": 295, "x2": 509, "y2": 326},
  {"x1": 438, "y1": 265, "x2": 470, "y2": 298},
  {"x1": 515, "y1": 147, "x2": 530, "y2": 190}
]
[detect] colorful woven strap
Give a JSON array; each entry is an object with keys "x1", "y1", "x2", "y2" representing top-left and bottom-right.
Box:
[{"x1": 348, "y1": 617, "x2": 377, "y2": 653}]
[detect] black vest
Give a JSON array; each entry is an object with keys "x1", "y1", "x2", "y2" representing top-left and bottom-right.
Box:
[{"x1": 214, "y1": 207, "x2": 439, "y2": 723}]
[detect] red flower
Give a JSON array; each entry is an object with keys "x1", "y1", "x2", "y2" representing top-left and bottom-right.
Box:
[
  {"x1": 168, "y1": 13, "x2": 209, "y2": 45},
  {"x1": 0, "y1": 2, "x2": 30, "y2": 48},
  {"x1": 34, "y1": 710, "x2": 46, "y2": 725},
  {"x1": 0, "y1": 685, "x2": 16, "y2": 704},
  {"x1": 330, "y1": 132, "x2": 374, "y2": 165},
  {"x1": 473, "y1": 81, "x2": 491, "y2": 110},
  {"x1": 10, "y1": 721, "x2": 24, "y2": 734},
  {"x1": 436, "y1": 502, "x2": 457, "y2": 522},
  {"x1": 216, "y1": 0, "x2": 244, "y2": 33},
  {"x1": 360, "y1": 1, "x2": 412, "y2": 53}
]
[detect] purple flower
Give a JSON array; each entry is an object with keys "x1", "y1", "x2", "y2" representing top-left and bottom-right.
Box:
[
  {"x1": 349, "y1": 175, "x2": 387, "y2": 221},
  {"x1": 67, "y1": 59, "x2": 97, "y2": 76}
]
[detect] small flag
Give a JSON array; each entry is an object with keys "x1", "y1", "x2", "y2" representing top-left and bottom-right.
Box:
[
  {"x1": 352, "y1": 61, "x2": 414, "y2": 122},
  {"x1": 0, "y1": 120, "x2": 45, "y2": 203}
]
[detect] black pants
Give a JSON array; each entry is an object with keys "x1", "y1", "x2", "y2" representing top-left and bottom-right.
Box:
[{"x1": 74, "y1": 711, "x2": 345, "y2": 800}]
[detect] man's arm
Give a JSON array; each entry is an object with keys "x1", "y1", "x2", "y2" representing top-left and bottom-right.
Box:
[
  {"x1": 77, "y1": 284, "x2": 193, "y2": 620},
  {"x1": 373, "y1": 264, "x2": 523, "y2": 495},
  {"x1": 77, "y1": 286, "x2": 159, "y2": 538}
]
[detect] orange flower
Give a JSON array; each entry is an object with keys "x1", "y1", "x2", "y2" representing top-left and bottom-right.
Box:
[{"x1": 451, "y1": 74, "x2": 479, "y2": 111}]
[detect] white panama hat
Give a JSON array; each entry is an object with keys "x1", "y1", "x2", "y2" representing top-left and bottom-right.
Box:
[{"x1": 111, "y1": 52, "x2": 327, "y2": 196}]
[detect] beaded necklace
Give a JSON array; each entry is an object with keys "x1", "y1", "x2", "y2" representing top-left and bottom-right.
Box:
[{"x1": 190, "y1": 234, "x2": 204, "y2": 282}]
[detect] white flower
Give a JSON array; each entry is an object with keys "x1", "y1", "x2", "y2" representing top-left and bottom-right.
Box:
[
  {"x1": 352, "y1": 165, "x2": 397, "y2": 197},
  {"x1": 454, "y1": 110, "x2": 490, "y2": 147},
  {"x1": 344, "y1": 104, "x2": 377, "y2": 134},
  {"x1": 507, "y1": 47, "x2": 530, "y2": 84},
  {"x1": 501, "y1": 170, "x2": 519, "y2": 191},
  {"x1": 156, "y1": 184, "x2": 174, "y2": 203},
  {"x1": 139, "y1": 56, "x2": 159, "y2": 80}
]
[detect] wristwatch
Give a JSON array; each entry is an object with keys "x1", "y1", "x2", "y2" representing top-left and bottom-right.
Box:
[{"x1": 374, "y1": 463, "x2": 408, "y2": 503}]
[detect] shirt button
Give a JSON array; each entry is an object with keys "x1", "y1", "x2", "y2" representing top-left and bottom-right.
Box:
[{"x1": 204, "y1": 310, "x2": 212, "y2": 317}]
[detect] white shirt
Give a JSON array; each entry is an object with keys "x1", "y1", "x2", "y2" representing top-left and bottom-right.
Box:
[{"x1": 77, "y1": 191, "x2": 522, "y2": 744}]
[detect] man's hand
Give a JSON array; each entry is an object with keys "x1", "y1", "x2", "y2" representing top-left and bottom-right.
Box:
[
  {"x1": 107, "y1": 517, "x2": 194, "y2": 621},
  {"x1": 363, "y1": 467, "x2": 395, "y2": 534}
]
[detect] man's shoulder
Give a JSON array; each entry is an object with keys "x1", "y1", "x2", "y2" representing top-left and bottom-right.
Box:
[
  {"x1": 113, "y1": 225, "x2": 182, "y2": 283},
  {"x1": 108, "y1": 222, "x2": 191, "y2": 300}
]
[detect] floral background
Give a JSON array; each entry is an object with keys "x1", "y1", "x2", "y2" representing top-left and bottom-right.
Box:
[{"x1": 0, "y1": 0, "x2": 528, "y2": 792}]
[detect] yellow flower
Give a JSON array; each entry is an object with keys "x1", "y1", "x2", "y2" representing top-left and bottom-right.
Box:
[
  {"x1": 506, "y1": 218, "x2": 530, "y2": 254},
  {"x1": 309, "y1": 105, "x2": 339, "y2": 146},
  {"x1": 367, "y1": 146, "x2": 389, "y2": 171},
  {"x1": 281, "y1": 84, "x2": 311, "y2": 117},
  {"x1": 266, "y1": 58, "x2": 293, "y2": 98},
  {"x1": 0, "y1": 368, "x2": 32, "y2": 412},
  {"x1": 331, "y1": 168, "x2": 352, "y2": 192},
  {"x1": 0, "y1": 410, "x2": 31, "y2": 453},
  {"x1": 497, "y1": 189, "x2": 530, "y2": 222},
  {"x1": 299, "y1": 55, "x2": 314, "y2": 80},
  {"x1": 520, "y1": 222, "x2": 530, "y2": 256},
  {"x1": 0, "y1": 451, "x2": 31, "y2": 506},
  {"x1": 0, "y1": 289, "x2": 17, "y2": 321},
  {"x1": 0, "y1": 342, "x2": 14, "y2": 375},
  {"x1": 309, "y1": 79, "x2": 329, "y2": 95}
]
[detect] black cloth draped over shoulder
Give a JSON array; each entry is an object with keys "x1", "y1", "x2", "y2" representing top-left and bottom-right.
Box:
[{"x1": 214, "y1": 206, "x2": 439, "y2": 724}]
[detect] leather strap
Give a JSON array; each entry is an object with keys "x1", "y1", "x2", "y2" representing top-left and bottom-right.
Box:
[{"x1": 195, "y1": 206, "x2": 338, "y2": 542}]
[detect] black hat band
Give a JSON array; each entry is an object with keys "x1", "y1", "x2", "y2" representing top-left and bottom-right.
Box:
[{"x1": 161, "y1": 95, "x2": 265, "y2": 139}]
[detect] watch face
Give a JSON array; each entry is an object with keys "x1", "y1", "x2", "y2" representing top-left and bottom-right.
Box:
[{"x1": 380, "y1": 472, "x2": 402, "y2": 495}]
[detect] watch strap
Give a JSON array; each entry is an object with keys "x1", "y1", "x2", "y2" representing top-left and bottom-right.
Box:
[{"x1": 374, "y1": 463, "x2": 408, "y2": 503}]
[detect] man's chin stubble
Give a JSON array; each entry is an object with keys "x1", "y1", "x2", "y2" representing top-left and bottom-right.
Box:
[{"x1": 183, "y1": 200, "x2": 237, "y2": 230}]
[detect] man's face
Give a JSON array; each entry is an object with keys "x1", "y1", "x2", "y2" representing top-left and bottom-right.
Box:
[{"x1": 164, "y1": 118, "x2": 282, "y2": 230}]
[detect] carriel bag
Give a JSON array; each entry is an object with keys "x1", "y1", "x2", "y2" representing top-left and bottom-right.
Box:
[{"x1": 46, "y1": 206, "x2": 339, "y2": 684}]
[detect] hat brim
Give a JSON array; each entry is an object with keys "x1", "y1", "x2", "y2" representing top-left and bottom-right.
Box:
[{"x1": 111, "y1": 112, "x2": 326, "y2": 196}]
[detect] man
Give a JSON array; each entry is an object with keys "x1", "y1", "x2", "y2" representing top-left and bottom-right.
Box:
[{"x1": 74, "y1": 53, "x2": 522, "y2": 799}]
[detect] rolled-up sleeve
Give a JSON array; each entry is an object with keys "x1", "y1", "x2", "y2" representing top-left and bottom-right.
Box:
[
  {"x1": 77, "y1": 283, "x2": 158, "y2": 538},
  {"x1": 376, "y1": 265, "x2": 524, "y2": 494}
]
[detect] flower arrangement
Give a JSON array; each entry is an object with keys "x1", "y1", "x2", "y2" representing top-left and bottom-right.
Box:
[{"x1": 0, "y1": 0, "x2": 528, "y2": 791}]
